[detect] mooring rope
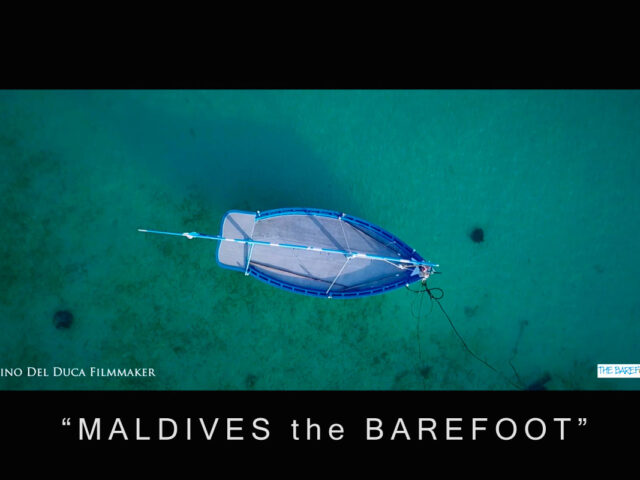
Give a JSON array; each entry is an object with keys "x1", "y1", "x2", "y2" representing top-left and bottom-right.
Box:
[{"x1": 406, "y1": 281, "x2": 523, "y2": 390}]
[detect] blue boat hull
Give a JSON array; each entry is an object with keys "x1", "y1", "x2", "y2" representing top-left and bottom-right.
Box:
[{"x1": 216, "y1": 207, "x2": 428, "y2": 298}]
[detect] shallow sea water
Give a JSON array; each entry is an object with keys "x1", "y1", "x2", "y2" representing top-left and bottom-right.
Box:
[{"x1": 1, "y1": 90, "x2": 638, "y2": 390}]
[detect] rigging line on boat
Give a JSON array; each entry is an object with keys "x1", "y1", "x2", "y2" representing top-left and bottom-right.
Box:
[
  {"x1": 249, "y1": 260, "x2": 349, "y2": 288},
  {"x1": 244, "y1": 220, "x2": 257, "y2": 275},
  {"x1": 381, "y1": 258, "x2": 408, "y2": 270},
  {"x1": 244, "y1": 244, "x2": 254, "y2": 275},
  {"x1": 338, "y1": 213, "x2": 352, "y2": 254},
  {"x1": 406, "y1": 281, "x2": 523, "y2": 390},
  {"x1": 347, "y1": 221, "x2": 405, "y2": 257},
  {"x1": 326, "y1": 256, "x2": 352, "y2": 295},
  {"x1": 253, "y1": 254, "x2": 400, "y2": 293},
  {"x1": 342, "y1": 220, "x2": 405, "y2": 263}
]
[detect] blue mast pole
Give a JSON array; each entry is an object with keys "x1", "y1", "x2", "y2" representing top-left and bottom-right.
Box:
[{"x1": 138, "y1": 228, "x2": 439, "y2": 268}]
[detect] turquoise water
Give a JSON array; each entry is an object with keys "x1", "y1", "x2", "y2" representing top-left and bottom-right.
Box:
[{"x1": 1, "y1": 90, "x2": 639, "y2": 390}]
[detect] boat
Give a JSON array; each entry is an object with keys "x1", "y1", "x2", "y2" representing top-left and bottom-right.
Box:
[{"x1": 139, "y1": 207, "x2": 438, "y2": 298}]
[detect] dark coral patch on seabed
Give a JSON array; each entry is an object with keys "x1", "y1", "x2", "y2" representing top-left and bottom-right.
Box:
[
  {"x1": 469, "y1": 227, "x2": 484, "y2": 243},
  {"x1": 53, "y1": 310, "x2": 73, "y2": 329}
]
